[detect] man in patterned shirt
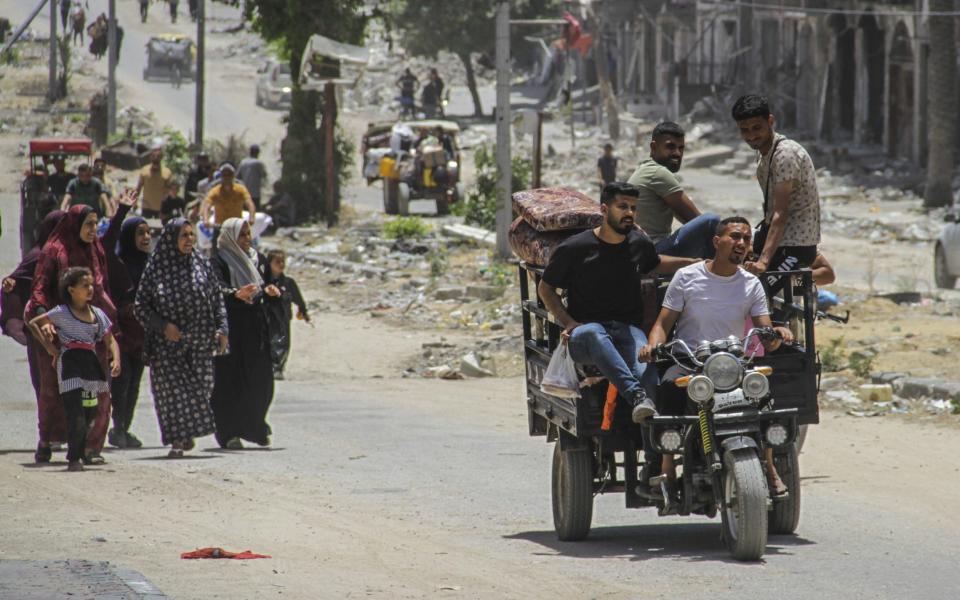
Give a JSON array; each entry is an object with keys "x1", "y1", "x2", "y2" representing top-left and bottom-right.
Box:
[{"x1": 731, "y1": 95, "x2": 821, "y2": 293}]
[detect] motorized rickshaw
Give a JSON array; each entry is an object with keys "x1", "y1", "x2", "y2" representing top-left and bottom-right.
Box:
[
  {"x1": 360, "y1": 119, "x2": 465, "y2": 216},
  {"x1": 19, "y1": 138, "x2": 92, "y2": 257},
  {"x1": 520, "y1": 264, "x2": 822, "y2": 560},
  {"x1": 142, "y1": 34, "x2": 196, "y2": 82}
]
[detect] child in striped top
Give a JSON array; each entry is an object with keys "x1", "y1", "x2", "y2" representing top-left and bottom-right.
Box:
[{"x1": 28, "y1": 267, "x2": 121, "y2": 471}]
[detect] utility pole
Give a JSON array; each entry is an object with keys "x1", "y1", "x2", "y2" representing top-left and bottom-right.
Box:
[
  {"x1": 107, "y1": 0, "x2": 117, "y2": 136},
  {"x1": 48, "y1": 0, "x2": 57, "y2": 103},
  {"x1": 494, "y1": 13, "x2": 566, "y2": 259},
  {"x1": 194, "y1": 0, "x2": 205, "y2": 146},
  {"x1": 494, "y1": 1, "x2": 511, "y2": 259}
]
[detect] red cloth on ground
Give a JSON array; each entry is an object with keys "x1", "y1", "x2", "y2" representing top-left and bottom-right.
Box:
[{"x1": 181, "y1": 547, "x2": 271, "y2": 559}]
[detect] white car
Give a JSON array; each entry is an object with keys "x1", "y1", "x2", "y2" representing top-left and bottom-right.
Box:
[
  {"x1": 934, "y1": 209, "x2": 960, "y2": 288},
  {"x1": 255, "y1": 61, "x2": 292, "y2": 110}
]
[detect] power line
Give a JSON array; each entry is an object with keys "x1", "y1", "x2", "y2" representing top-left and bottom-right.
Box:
[{"x1": 698, "y1": 0, "x2": 960, "y2": 18}]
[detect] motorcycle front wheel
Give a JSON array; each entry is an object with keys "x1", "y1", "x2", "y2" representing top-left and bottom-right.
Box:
[{"x1": 720, "y1": 449, "x2": 768, "y2": 561}]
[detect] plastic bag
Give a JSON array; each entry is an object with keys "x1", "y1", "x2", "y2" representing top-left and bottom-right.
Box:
[{"x1": 540, "y1": 344, "x2": 581, "y2": 399}]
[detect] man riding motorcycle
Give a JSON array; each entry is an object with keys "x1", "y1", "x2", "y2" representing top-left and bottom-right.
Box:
[
  {"x1": 640, "y1": 216, "x2": 794, "y2": 499},
  {"x1": 537, "y1": 182, "x2": 698, "y2": 425}
]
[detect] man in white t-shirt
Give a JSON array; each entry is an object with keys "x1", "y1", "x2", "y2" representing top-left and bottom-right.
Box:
[{"x1": 640, "y1": 216, "x2": 793, "y2": 499}]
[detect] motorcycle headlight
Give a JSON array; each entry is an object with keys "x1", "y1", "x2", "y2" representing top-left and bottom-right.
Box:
[
  {"x1": 742, "y1": 371, "x2": 770, "y2": 399},
  {"x1": 765, "y1": 423, "x2": 789, "y2": 446},
  {"x1": 658, "y1": 429, "x2": 683, "y2": 453},
  {"x1": 447, "y1": 160, "x2": 458, "y2": 169},
  {"x1": 703, "y1": 352, "x2": 742, "y2": 391},
  {"x1": 687, "y1": 375, "x2": 714, "y2": 403},
  {"x1": 281, "y1": 86, "x2": 292, "y2": 93}
]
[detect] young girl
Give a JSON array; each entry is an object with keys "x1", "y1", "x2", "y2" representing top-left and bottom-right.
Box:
[
  {"x1": 28, "y1": 267, "x2": 121, "y2": 471},
  {"x1": 264, "y1": 249, "x2": 310, "y2": 380}
]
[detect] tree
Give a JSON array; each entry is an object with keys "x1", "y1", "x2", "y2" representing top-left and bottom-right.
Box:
[
  {"x1": 925, "y1": 2, "x2": 957, "y2": 209},
  {"x1": 242, "y1": 1, "x2": 366, "y2": 223},
  {"x1": 386, "y1": 0, "x2": 561, "y2": 117}
]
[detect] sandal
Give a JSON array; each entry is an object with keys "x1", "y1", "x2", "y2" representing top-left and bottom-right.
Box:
[
  {"x1": 83, "y1": 453, "x2": 106, "y2": 466},
  {"x1": 767, "y1": 475, "x2": 789, "y2": 500},
  {"x1": 167, "y1": 448, "x2": 184, "y2": 459}
]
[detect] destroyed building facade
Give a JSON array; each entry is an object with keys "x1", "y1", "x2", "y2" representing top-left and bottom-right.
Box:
[{"x1": 594, "y1": 0, "x2": 945, "y2": 165}]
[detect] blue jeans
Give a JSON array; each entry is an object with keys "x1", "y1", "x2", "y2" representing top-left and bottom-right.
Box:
[
  {"x1": 567, "y1": 321, "x2": 658, "y2": 401},
  {"x1": 654, "y1": 213, "x2": 721, "y2": 259}
]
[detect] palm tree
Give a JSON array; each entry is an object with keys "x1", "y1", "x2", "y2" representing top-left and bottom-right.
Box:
[{"x1": 924, "y1": 0, "x2": 957, "y2": 208}]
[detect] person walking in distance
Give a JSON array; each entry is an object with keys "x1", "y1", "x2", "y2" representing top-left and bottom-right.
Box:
[
  {"x1": 596, "y1": 143, "x2": 618, "y2": 191},
  {"x1": 731, "y1": 94, "x2": 821, "y2": 294},
  {"x1": 396, "y1": 68, "x2": 419, "y2": 118},
  {"x1": 210, "y1": 219, "x2": 280, "y2": 449},
  {"x1": 28, "y1": 267, "x2": 121, "y2": 472},
  {"x1": 136, "y1": 219, "x2": 227, "y2": 458},
  {"x1": 237, "y1": 145, "x2": 268, "y2": 211},
  {"x1": 139, "y1": 0, "x2": 150, "y2": 23},
  {"x1": 136, "y1": 146, "x2": 173, "y2": 219}
]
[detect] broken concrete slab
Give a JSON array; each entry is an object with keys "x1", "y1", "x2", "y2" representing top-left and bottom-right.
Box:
[
  {"x1": 465, "y1": 285, "x2": 504, "y2": 301},
  {"x1": 681, "y1": 145, "x2": 736, "y2": 169},
  {"x1": 442, "y1": 223, "x2": 496, "y2": 247},
  {"x1": 893, "y1": 377, "x2": 960, "y2": 402},
  {"x1": 433, "y1": 287, "x2": 465, "y2": 301}
]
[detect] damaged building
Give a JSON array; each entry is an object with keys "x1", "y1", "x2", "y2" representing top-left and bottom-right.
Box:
[{"x1": 592, "y1": 0, "x2": 949, "y2": 166}]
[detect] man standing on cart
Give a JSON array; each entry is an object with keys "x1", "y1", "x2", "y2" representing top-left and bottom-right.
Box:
[
  {"x1": 732, "y1": 95, "x2": 821, "y2": 294},
  {"x1": 537, "y1": 182, "x2": 697, "y2": 425}
]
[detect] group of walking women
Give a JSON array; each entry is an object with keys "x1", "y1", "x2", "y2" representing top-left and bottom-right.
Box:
[{"x1": 2, "y1": 189, "x2": 279, "y2": 464}]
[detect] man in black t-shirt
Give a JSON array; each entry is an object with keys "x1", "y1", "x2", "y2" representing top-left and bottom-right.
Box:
[{"x1": 538, "y1": 182, "x2": 697, "y2": 423}]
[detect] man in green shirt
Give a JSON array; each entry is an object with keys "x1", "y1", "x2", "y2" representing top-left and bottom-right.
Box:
[
  {"x1": 626, "y1": 121, "x2": 719, "y2": 258},
  {"x1": 61, "y1": 164, "x2": 112, "y2": 216}
]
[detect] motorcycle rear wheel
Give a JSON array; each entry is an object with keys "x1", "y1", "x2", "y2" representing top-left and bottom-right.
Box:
[
  {"x1": 551, "y1": 442, "x2": 593, "y2": 541},
  {"x1": 721, "y1": 449, "x2": 768, "y2": 561}
]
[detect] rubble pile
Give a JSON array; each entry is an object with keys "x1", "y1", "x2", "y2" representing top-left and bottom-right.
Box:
[{"x1": 263, "y1": 217, "x2": 525, "y2": 379}]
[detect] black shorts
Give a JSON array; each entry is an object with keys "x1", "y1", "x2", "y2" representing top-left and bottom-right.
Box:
[{"x1": 759, "y1": 245, "x2": 817, "y2": 296}]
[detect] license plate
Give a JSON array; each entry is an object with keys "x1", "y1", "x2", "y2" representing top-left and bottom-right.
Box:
[{"x1": 713, "y1": 389, "x2": 748, "y2": 411}]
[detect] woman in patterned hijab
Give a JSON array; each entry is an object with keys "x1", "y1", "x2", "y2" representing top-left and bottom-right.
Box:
[{"x1": 135, "y1": 218, "x2": 227, "y2": 458}]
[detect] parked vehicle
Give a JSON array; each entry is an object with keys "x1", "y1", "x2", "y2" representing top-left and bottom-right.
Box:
[
  {"x1": 934, "y1": 208, "x2": 960, "y2": 289},
  {"x1": 360, "y1": 120, "x2": 464, "y2": 216},
  {"x1": 143, "y1": 34, "x2": 196, "y2": 82},
  {"x1": 255, "y1": 61, "x2": 293, "y2": 110},
  {"x1": 520, "y1": 265, "x2": 821, "y2": 561},
  {"x1": 20, "y1": 138, "x2": 92, "y2": 256}
]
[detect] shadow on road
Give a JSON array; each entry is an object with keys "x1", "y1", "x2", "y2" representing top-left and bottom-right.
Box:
[
  {"x1": 0, "y1": 449, "x2": 36, "y2": 456},
  {"x1": 133, "y1": 454, "x2": 221, "y2": 461},
  {"x1": 202, "y1": 447, "x2": 285, "y2": 453},
  {"x1": 505, "y1": 523, "x2": 816, "y2": 564}
]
